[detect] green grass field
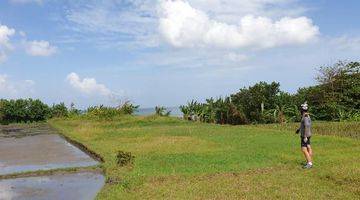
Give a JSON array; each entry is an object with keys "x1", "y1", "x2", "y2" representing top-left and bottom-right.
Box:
[{"x1": 49, "y1": 116, "x2": 360, "y2": 199}]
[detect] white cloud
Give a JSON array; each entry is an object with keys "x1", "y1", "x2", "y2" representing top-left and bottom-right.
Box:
[
  {"x1": 60, "y1": 0, "x2": 314, "y2": 51},
  {"x1": 0, "y1": 25, "x2": 15, "y2": 48},
  {"x1": 66, "y1": 72, "x2": 112, "y2": 96},
  {"x1": 226, "y1": 53, "x2": 248, "y2": 62},
  {"x1": 0, "y1": 24, "x2": 15, "y2": 63},
  {"x1": 25, "y1": 40, "x2": 57, "y2": 56},
  {"x1": 158, "y1": 0, "x2": 319, "y2": 49},
  {"x1": 0, "y1": 74, "x2": 35, "y2": 97},
  {"x1": 186, "y1": 0, "x2": 307, "y2": 23},
  {"x1": 1, "y1": 24, "x2": 57, "y2": 61},
  {"x1": 10, "y1": 0, "x2": 42, "y2": 4}
]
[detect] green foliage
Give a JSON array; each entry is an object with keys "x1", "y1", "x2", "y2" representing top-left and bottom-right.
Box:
[
  {"x1": 180, "y1": 97, "x2": 248, "y2": 125},
  {"x1": 0, "y1": 98, "x2": 51, "y2": 124},
  {"x1": 116, "y1": 151, "x2": 135, "y2": 167},
  {"x1": 118, "y1": 101, "x2": 139, "y2": 115},
  {"x1": 51, "y1": 103, "x2": 69, "y2": 118},
  {"x1": 84, "y1": 101, "x2": 139, "y2": 120},
  {"x1": 69, "y1": 102, "x2": 81, "y2": 117},
  {"x1": 181, "y1": 61, "x2": 360, "y2": 124},
  {"x1": 231, "y1": 81, "x2": 281, "y2": 122},
  {"x1": 0, "y1": 98, "x2": 140, "y2": 123},
  {"x1": 86, "y1": 105, "x2": 122, "y2": 119},
  {"x1": 155, "y1": 106, "x2": 171, "y2": 116}
]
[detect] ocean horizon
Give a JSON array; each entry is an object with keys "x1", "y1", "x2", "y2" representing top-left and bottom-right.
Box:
[{"x1": 136, "y1": 107, "x2": 182, "y2": 117}]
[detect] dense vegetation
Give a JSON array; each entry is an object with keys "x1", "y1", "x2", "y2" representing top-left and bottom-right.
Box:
[
  {"x1": 0, "y1": 99, "x2": 139, "y2": 124},
  {"x1": 180, "y1": 61, "x2": 360, "y2": 124},
  {"x1": 49, "y1": 116, "x2": 360, "y2": 199},
  {"x1": 0, "y1": 99, "x2": 53, "y2": 124}
]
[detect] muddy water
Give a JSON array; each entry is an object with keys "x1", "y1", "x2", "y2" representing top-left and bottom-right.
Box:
[
  {"x1": 0, "y1": 125, "x2": 105, "y2": 200},
  {"x1": 0, "y1": 134, "x2": 98, "y2": 175},
  {"x1": 0, "y1": 172, "x2": 105, "y2": 200}
]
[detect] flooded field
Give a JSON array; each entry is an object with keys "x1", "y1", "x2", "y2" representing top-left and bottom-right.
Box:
[
  {"x1": 0, "y1": 172, "x2": 104, "y2": 200},
  {"x1": 0, "y1": 134, "x2": 98, "y2": 175},
  {"x1": 0, "y1": 124, "x2": 104, "y2": 200}
]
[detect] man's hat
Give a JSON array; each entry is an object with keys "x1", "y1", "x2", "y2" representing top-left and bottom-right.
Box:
[{"x1": 301, "y1": 102, "x2": 308, "y2": 111}]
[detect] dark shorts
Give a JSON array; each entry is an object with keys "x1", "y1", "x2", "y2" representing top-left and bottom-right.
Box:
[{"x1": 301, "y1": 137, "x2": 311, "y2": 147}]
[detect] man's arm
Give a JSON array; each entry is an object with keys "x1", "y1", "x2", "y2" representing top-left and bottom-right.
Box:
[{"x1": 304, "y1": 117, "x2": 311, "y2": 137}]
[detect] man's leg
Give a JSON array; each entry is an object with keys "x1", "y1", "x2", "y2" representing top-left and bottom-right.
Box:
[
  {"x1": 307, "y1": 145, "x2": 313, "y2": 158},
  {"x1": 301, "y1": 147, "x2": 312, "y2": 163}
]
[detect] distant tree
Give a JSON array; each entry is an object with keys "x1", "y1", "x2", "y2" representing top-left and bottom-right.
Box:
[
  {"x1": 27, "y1": 99, "x2": 51, "y2": 122},
  {"x1": 118, "y1": 101, "x2": 139, "y2": 115},
  {"x1": 180, "y1": 61, "x2": 359, "y2": 124},
  {"x1": 310, "y1": 61, "x2": 360, "y2": 120},
  {"x1": 231, "y1": 81, "x2": 281, "y2": 123},
  {"x1": 155, "y1": 106, "x2": 171, "y2": 116},
  {"x1": 69, "y1": 102, "x2": 81, "y2": 116},
  {"x1": 51, "y1": 103, "x2": 69, "y2": 118},
  {"x1": 0, "y1": 98, "x2": 51, "y2": 124}
]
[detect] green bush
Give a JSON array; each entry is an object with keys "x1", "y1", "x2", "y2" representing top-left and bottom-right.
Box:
[
  {"x1": 85, "y1": 102, "x2": 139, "y2": 120},
  {"x1": 0, "y1": 99, "x2": 140, "y2": 124},
  {"x1": 155, "y1": 106, "x2": 171, "y2": 116},
  {"x1": 0, "y1": 99, "x2": 51, "y2": 124},
  {"x1": 118, "y1": 101, "x2": 139, "y2": 115},
  {"x1": 51, "y1": 103, "x2": 69, "y2": 118},
  {"x1": 86, "y1": 105, "x2": 122, "y2": 119},
  {"x1": 116, "y1": 151, "x2": 135, "y2": 167}
]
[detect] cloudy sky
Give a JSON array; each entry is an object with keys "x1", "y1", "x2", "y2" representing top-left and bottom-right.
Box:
[{"x1": 0, "y1": 0, "x2": 360, "y2": 108}]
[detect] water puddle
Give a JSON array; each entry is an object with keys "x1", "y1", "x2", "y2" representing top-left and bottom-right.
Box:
[
  {"x1": 0, "y1": 172, "x2": 105, "y2": 200},
  {"x1": 0, "y1": 134, "x2": 98, "y2": 175},
  {"x1": 0, "y1": 125, "x2": 105, "y2": 199}
]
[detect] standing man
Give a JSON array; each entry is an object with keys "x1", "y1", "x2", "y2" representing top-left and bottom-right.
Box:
[{"x1": 296, "y1": 102, "x2": 313, "y2": 169}]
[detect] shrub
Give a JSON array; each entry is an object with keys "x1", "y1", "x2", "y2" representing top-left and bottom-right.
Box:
[
  {"x1": 69, "y1": 102, "x2": 81, "y2": 117},
  {"x1": 51, "y1": 103, "x2": 69, "y2": 118},
  {"x1": 86, "y1": 105, "x2": 121, "y2": 119},
  {"x1": 0, "y1": 98, "x2": 51, "y2": 124},
  {"x1": 118, "y1": 101, "x2": 139, "y2": 115},
  {"x1": 155, "y1": 106, "x2": 171, "y2": 116},
  {"x1": 27, "y1": 99, "x2": 51, "y2": 122},
  {"x1": 116, "y1": 151, "x2": 135, "y2": 167}
]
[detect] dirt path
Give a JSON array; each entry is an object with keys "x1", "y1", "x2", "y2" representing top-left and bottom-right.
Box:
[{"x1": 0, "y1": 124, "x2": 104, "y2": 200}]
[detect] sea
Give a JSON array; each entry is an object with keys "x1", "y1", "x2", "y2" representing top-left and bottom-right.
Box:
[{"x1": 135, "y1": 107, "x2": 183, "y2": 117}]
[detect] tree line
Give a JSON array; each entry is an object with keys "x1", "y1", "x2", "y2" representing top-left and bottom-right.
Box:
[
  {"x1": 180, "y1": 61, "x2": 360, "y2": 124},
  {"x1": 0, "y1": 99, "x2": 139, "y2": 125}
]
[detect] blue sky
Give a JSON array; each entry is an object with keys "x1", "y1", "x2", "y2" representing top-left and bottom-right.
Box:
[{"x1": 0, "y1": 0, "x2": 360, "y2": 108}]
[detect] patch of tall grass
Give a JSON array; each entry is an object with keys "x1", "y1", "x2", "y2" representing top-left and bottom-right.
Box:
[{"x1": 254, "y1": 121, "x2": 360, "y2": 139}]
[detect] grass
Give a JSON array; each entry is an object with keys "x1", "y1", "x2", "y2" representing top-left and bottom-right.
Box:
[
  {"x1": 253, "y1": 121, "x2": 360, "y2": 139},
  {"x1": 49, "y1": 115, "x2": 360, "y2": 199}
]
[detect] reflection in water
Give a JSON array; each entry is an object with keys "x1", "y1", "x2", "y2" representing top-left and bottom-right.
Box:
[
  {"x1": 0, "y1": 134, "x2": 98, "y2": 175},
  {"x1": 0, "y1": 172, "x2": 105, "y2": 200},
  {"x1": 0, "y1": 182, "x2": 15, "y2": 200}
]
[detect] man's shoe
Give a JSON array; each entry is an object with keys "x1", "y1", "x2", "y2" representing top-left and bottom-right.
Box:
[{"x1": 303, "y1": 163, "x2": 313, "y2": 169}]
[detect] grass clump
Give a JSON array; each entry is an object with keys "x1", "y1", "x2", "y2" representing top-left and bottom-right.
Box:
[{"x1": 117, "y1": 151, "x2": 135, "y2": 167}]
